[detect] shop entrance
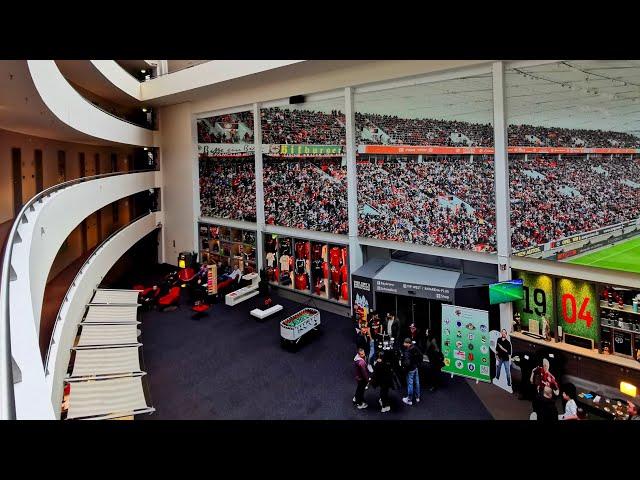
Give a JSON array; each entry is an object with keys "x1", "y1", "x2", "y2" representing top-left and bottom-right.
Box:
[{"x1": 376, "y1": 292, "x2": 445, "y2": 349}]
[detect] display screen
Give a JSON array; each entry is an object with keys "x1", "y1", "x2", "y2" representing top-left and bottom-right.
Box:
[{"x1": 489, "y1": 279, "x2": 524, "y2": 305}]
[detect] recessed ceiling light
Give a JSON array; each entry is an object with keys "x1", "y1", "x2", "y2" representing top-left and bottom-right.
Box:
[
  {"x1": 141, "y1": 69, "x2": 146, "y2": 74},
  {"x1": 142, "y1": 108, "x2": 148, "y2": 112}
]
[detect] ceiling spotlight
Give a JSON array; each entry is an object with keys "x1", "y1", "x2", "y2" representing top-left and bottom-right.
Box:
[
  {"x1": 143, "y1": 147, "x2": 149, "y2": 151},
  {"x1": 142, "y1": 108, "x2": 148, "y2": 113},
  {"x1": 141, "y1": 69, "x2": 146, "y2": 74}
]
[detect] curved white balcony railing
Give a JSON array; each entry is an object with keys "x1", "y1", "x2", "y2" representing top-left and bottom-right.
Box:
[
  {"x1": 1, "y1": 171, "x2": 159, "y2": 419},
  {"x1": 47, "y1": 212, "x2": 161, "y2": 419},
  {"x1": 90, "y1": 60, "x2": 144, "y2": 101},
  {"x1": 27, "y1": 60, "x2": 154, "y2": 147}
]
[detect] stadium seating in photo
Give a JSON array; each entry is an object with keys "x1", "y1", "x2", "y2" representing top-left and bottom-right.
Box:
[
  {"x1": 263, "y1": 156, "x2": 348, "y2": 234},
  {"x1": 199, "y1": 156, "x2": 257, "y2": 222}
]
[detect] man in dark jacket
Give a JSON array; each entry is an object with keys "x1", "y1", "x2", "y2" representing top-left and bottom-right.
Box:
[
  {"x1": 536, "y1": 386, "x2": 559, "y2": 422},
  {"x1": 401, "y1": 338, "x2": 422, "y2": 406},
  {"x1": 353, "y1": 347, "x2": 369, "y2": 409},
  {"x1": 371, "y1": 351, "x2": 394, "y2": 413}
]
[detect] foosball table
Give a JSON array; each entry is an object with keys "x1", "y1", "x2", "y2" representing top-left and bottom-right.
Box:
[{"x1": 280, "y1": 308, "x2": 321, "y2": 345}]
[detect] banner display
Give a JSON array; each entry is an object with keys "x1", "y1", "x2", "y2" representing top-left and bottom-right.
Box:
[
  {"x1": 373, "y1": 279, "x2": 453, "y2": 301},
  {"x1": 275, "y1": 144, "x2": 344, "y2": 156},
  {"x1": 198, "y1": 143, "x2": 255, "y2": 157},
  {"x1": 352, "y1": 275, "x2": 373, "y2": 324},
  {"x1": 359, "y1": 144, "x2": 639, "y2": 156},
  {"x1": 512, "y1": 271, "x2": 556, "y2": 336},
  {"x1": 441, "y1": 305, "x2": 491, "y2": 382},
  {"x1": 556, "y1": 277, "x2": 599, "y2": 346},
  {"x1": 207, "y1": 264, "x2": 218, "y2": 295}
]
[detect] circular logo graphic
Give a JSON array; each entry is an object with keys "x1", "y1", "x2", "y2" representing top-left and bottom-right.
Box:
[
  {"x1": 455, "y1": 341, "x2": 463, "y2": 349},
  {"x1": 468, "y1": 333, "x2": 474, "y2": 340},
  {"x1": 466, "y1": 323, "x2": 476, "y2": 330},
  {"x1": 481, "y1": 357, "x2": 487, "y2": 364},
  {"x1": 480, "y1": 324, "x2": 488, "y2": 332},
  {"x1": 468, "y1": 363, "x2": 476, "y2": 372},
  {"x1": 444, "y1": 339, "x2": 451, "y2": 347},
  {"x1": 481, "y1": 336, "x2": 487, "y2": 344},
  {"x1": 468, "y1": 343, "x2": 474, "y2": 350},
  {"x1": 480, "y1": 345, "x2": 489, "y2": 354},
  {"x1": 455, "y1": 360, "x2": 464, "y2": 369},
  {"x1": 456, "y1": 321, "x2": 462, "y2": 328},
  {"x1": 444, "y1": 329, "x2": 450, "y2": 336},
  {"x1": 444, "y1": 318, "x2": 450, "y2": 325},
  {"x1": 456, "y1": 331, "x2": 462, "y2": 338},
  {"x1": 443, "y1": 349, "x2": 450, "y2": 356},
  {"x1": 468, "y1": 352, "x2": 474, "y2": 361}
]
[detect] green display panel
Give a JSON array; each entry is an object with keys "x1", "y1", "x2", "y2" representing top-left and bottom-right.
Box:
[
  {"x1": 513, "y1": 271, "x2": 555, "y2": 334},
  {"x1": 556, "y1": 278, "x2": 600, "y2": 344},
  {"x1": 441, "y1": 305, "x2": 490, "y2": 383}
]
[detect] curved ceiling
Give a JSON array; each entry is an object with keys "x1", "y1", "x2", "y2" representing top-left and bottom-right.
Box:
[{"x1": 0, "y1": 60, "x2": 113, "y2": 145}]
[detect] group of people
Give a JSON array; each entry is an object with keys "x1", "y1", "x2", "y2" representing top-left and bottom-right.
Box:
[
  {"x1": 510, "y1": 154, "x2": 640, "y2": 251},
  {"x1": 352, "y1": 311, "x2": 444, "y2": 413},
  {"x1": 199, "y1": 156, "x2": 257, "y2": 222},
  {"x1": 261, "y1": 107, "x2": 346, "y2": 145},
  {"x1": 197, "y1": 112, "x2": 255, "y2": 144},
  {"x1": 357, "y1": 156, "x2": 496, "y2": 251},
  {"x1": 200, "y1": 107, "x2": 640, "y2": 149},
  {"x1": 263, "y1": 157, "x2": 348, "y2": 234}
]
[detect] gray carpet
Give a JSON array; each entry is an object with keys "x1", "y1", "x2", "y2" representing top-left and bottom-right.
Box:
[{"x1": 139, "y1": 290, "x2": 492, "y2": 420}]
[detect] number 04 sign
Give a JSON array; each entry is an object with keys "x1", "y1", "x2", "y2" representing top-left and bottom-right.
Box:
[{"x1": 556, "y1": 278, "x2": 599, "y2": 343}]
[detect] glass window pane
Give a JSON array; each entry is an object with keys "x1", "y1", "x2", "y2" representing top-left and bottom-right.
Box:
[
  {"x1": 261, "y1": 98, "x2": 348, "y2": 234},
  {"x1": 355, "y1": 73, "x2": 496, "y2": 253},
  {"x1": 506, "y1": 61, "x2": 640, "y2": 275},
  {"x1": 197, "y1": 111, "x2": 256, "y2": 222}
]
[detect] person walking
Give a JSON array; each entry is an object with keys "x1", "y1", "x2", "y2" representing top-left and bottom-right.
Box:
[
  {"x1": 371, "y1": 351, "x2": 394, "y2": 413},
  {"x1": 401, "y1": 338, "x2": 422, "y2": 406},
  {"x1": 353, "y1": 347, "x2": 369, "y2": 409},
  {"x1": 356, "y1": 326, "x2": 373, "y2": 372}
]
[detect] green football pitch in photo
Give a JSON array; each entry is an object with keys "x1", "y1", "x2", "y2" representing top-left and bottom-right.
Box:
[{"x1": 568, "y1": 235, "x2": 640, "y2": 273}]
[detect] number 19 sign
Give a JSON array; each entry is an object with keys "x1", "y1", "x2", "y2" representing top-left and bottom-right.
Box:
[{"x1": 555, "y1": 278, "x2": 599, "y2": 343}]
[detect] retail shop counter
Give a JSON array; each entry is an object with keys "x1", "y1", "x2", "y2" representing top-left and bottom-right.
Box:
[{"x1": 511, "y1": 332, "x2": 640, "y2": 388}]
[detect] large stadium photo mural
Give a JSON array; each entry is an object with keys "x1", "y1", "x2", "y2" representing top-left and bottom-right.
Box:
[
  {"x1": 506, "y1": 61, "x2": 640, "y2": 274},
  {"x1": 197, "y1": 111, "x2": 257, "y2": 222},
  {"x1": 261, "y1": 98, "x2": 348, "y2": 234},
  {"x1": 354, "y1": 74, "x2": 497, "y2": 253}
]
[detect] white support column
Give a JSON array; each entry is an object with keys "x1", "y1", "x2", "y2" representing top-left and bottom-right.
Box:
[
  {"x1": 253, "y1": 103, "x2": 265, "y2": 272},
  {"x1": 345, "y1": 87, "x2": 363, "y2": 312},
  {"x1": 492, "y1": 61, "x2": 513, "y2": 331}
]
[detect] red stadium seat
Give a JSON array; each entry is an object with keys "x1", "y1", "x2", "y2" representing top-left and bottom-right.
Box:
[{"x1": 158, "y1": 287, "x2": 181, "y2": 309}]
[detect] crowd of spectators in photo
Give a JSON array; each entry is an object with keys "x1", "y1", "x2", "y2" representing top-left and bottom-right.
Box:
[
  {"x1": 199, "y1": 156, "x2": 256, "y2": 222},
  {"x1": 357, "y1": 156, "x2": 497, "y2": 251},
  {"x1": 261, "y1": 107, "x2": 346, "y2": 145},
  {"x1": 197, "y1": 112, "x2": 254, "y2": 144},
  {"x1": 198, "y1": 107, "x2": 640, "y2": 149},
  {"x1": 263, "y1": 157, "x2": 348, "y2": 234},
  {"x1": 196, "y1": 106, "x2": 640, "y2": 254},
  {"x1": 510, "y1": 154, "x2": 640, "y2": 250}
]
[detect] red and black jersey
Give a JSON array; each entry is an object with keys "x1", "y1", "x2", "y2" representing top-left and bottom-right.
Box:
[
  {"x1": 329, "y1": 247, "x2": 341, "y2": 268},
  {"x1": 311, "y1": 243, "x2": 323, "y2": 260},
  {"x1": 322, "y1": 261, "x2": 329, "y2": 279},
  {"x1": 294, "y1": 273, "x2": 308, "y2": 290},
  {"x1": 330, "y1": 265, "x2": 340, "y2": 284},
  {"x1": 265, "y1": 237, "x2": 277, "y2": 253},
  {"x1": 340, "y1": 265, "x2": 348, "y2": 284},
  {"x1": 295, "y1": 241, "x2": 310, "y2": 259},
  {"x1": 341, "y1": 282, "x2": 349, "y2": 301}
]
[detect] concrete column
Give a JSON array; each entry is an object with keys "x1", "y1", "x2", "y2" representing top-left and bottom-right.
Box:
[
  {"x1": 345, "y1": 87, "x2": 363, "y2": 314},
  {"x1": 492, "y1": 61, "x2": 513, "y2": 331},
  {"x1": 253, "y1": 103, "x2": 265, "y2": 272}
]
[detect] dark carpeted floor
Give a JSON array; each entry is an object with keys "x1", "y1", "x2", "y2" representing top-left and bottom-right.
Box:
[{"x1": 139, "y1": 289, "x2": 493, "y2": 420}]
